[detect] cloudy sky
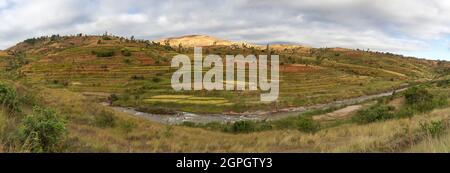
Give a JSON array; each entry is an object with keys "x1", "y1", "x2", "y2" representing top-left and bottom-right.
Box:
[{"x1": 0, "y1": 0, "x2": 449, "y2": 60}]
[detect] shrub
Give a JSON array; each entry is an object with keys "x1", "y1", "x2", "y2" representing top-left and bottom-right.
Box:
[
  {"x1": 18, "y1": 106, "x2": 67, "y2": 152},
  {"x1": 296, "y1": 117, "x2": 320, "y2": 133},
  {"x1": 121, "y1": 49, "x2": 132, "y2": 56},
  {"x1": 94, "y1": 110, "x2": 116, "y2": 128},
  {"x1": 108, "y1": 94, "x2": 119, "y2": 103},
  {"x1": 404, "y1": 87, "x2": 447, "y2": 113},
  {"x1": 119, "y1": 120, "x2": 137, "y2": 134},
  {"x1": 395, "y1": 107, "x2": 416, "y2": 118},
  {"x1": 230, "y1": 121, "x2": 255, "y2": 133},
  {"x1": 0, "y1": 83, "x2": 21, "y2": 113},
  {"x1": 92, "y1": 50, "x2": 114, "y2": 57},
  {"x1": 420, "y1": 120, "x2": 445, "y2": 138},
  {"x1": 352, "y1": 105, "x2": 395, "y2": 124},
  {"x1": 404, "y1": 87, "x2": 433, "y2": 105},
  {"x1": 131, "y1": 75, "x2": 145, "y2": 80},
  {"x1": 102, "y1": 36, "x2": 112, "y2": 40}
]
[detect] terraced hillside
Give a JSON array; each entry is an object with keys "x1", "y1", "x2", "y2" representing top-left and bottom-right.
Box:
[
  {"x1": 0, "y1": 34, "x2": 440, "y2": 114},
  {"x1": 1, "y1": 34, "x2": 450, "y2": 153}
]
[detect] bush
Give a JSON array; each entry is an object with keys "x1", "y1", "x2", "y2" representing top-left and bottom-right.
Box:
[
  {"x1": 18, "y1": 106, "x2": 67, "y2": 152},
  {"x1": 108, "y1": 94, "x2": 119, "y2": 103},
  {"x1": 152, "y1": 77, "x2": 161, "y2": 83},
  {"x1": 352, "y1": 105, "x2": 395, "y2": 124},
  {"x1": 102, "y1": 36, "x2": 112, "y2": 40},
  {"x1": 404, "y1": 87, "x2": 433, "y2": 105},
  {"x1": 296, "y1": 117, "x2": 320, "y2": 133},
  {"x1": 121, "y1": 49, "x2": 132, "y2": 56},
  {"x1": 230, "y1": 121, "x2": 255, "y2": 133},
  {"x1": 404, "y1": 87, "x2": 447, "y2": 113},
  {"x1": 94, "y1": 110, "x2": 116, "y2": 128},
  {"x1": 395, "y1": 107, "x2": 416, "y2": 118},
  {"x1": 136, "y1": 107, "x2": 177, "y2": 115},
  {"x1": 119, "y1": 120, "x2": 136, "y2": 134},
  {"x1": 92, "y1": 50, "x2": 114, "y2": 57},
  {"x1": 0, "y1": 83, "x2": 21, "y2": 113},
  {"x1": 131, "y1": 75, "x2": 145, "y2": 80}
]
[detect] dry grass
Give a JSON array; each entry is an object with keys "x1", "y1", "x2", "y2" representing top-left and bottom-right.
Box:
[{"x1": 35, "y1": 87, "x2": 450, "y2": 153}]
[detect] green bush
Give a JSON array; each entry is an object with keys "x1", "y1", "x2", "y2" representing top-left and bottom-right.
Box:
[
  {"x1": 92, "y1": 50, "x2": 115, "y2": 57},
  {"x1": 152, "y1": 77, "x2": 161, "y2": 83},
  {"x1": 404, "y1": 87, "x2": 447, "y2": 113},
  {"x1": 296, "y1": 117, "x2": 320, "y2": 133},
  {"x1": 404, "y1": 87, "x2": 433, "y2": 105},
  {"x1": 131, "y1": 75, "x2": 145, "y2": 80},
  {"x1": 121, "y1": 49, "x2": 132, "y2": 56},
  {"x1": 230, "y1": 121, "x2": 255, "y2": 133},
  {"x1": 352, "y1": 105, "x2": 395, "y2": 124},
  {"x1": 18, "y1": 106, "x2": 67, "y2": 152},
  {"x1": 94, "y1": 110, "x2": 116, "y2": 128},
  {"x1": 0, "y1": 83, "x2": 21, "y2": 113}
]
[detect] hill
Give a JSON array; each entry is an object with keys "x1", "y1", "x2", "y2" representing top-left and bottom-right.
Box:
[{"x1": 157, "y1": 35, "x2": 234, "y2": 47}]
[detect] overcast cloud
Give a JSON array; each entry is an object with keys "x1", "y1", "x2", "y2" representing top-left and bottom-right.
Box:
[{"x1": 0, "y1": 0, "x2": 449, "y2": 60}]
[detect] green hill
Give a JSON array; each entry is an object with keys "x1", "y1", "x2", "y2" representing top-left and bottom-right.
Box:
[{"x1": 0, "y1": 34, "x2": 443, "y2": 113}]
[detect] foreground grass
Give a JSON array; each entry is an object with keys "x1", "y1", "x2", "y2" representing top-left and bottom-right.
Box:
[{"x1": 408, "y1": 132, "x2": 450, "y2": 153}]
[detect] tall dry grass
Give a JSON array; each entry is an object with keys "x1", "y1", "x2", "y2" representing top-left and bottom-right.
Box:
[{"x1": 35, "y1": 87, "x2": 450, "y2": 153}]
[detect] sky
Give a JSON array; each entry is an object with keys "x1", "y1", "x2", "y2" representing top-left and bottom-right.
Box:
[{"x1": 0, "y1": 0, "x2": 449, "y2": 60}]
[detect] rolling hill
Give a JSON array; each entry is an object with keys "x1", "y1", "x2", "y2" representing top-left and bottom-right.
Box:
[
  {"x1": 0, "y1": 34, "x2": 450, "y2": 153},
  {"x1": 0, "y1": 34, "x2": 443, "y2": 113}
]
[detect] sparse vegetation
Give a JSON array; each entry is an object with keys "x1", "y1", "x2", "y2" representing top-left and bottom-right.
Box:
[
  {"x1": 420, "y1": 120, "x2": 445, "y2": 138},
  {"x1": 296, "y1": 117, "x2": 320, "y2": 133},
  {"x1": 94, "y1": 110, "x2": 116, "y2": 128},
  {"x1": 121, "y1": 49, "x2": 132, "y2": 56},
  {"x1": 92, "y1": 49, "x2": 115, "y2": 57},
  {"x1": 0, "y1": 83, "x2": 21, "y2": 113}
]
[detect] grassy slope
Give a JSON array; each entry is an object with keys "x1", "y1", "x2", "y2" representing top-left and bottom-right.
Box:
[
  {"x1": 28, "y1": 86, "x2": 450, "y2": 152},
  {"x1": 1, "y1": 35, "x2": 440, "y2": 113}
]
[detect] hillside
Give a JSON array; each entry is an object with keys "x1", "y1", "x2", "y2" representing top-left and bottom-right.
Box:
[
  {"x1": 157, "y1": 35, "x2": 236, "y2": 47},
  {"x1": 0, "y1": 34, "x2": 443, "y2": 114}
]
